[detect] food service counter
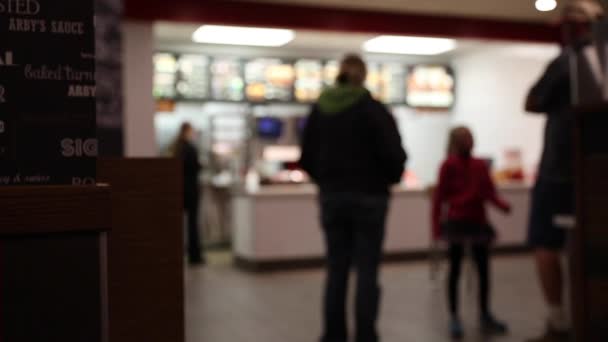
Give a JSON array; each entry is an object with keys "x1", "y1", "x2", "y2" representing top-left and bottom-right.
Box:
[{"x1": 232, "y1": 184, "x2": 531, "y2": 269}]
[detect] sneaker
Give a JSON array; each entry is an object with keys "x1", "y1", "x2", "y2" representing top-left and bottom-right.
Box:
[
  {"x1": 525, "y1": 326, "x2": 571, "y2": 342},
  {"x1": 481, "y1": 314, "x2": 508, "y2": 335},
  {"x1": 449, "y1": 318, "x2": 464, "y2": 340}
]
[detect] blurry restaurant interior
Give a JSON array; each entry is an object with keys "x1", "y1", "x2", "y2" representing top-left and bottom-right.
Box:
[{"x1": 141, "y1": 19, "x2": 558, "y2": 266}]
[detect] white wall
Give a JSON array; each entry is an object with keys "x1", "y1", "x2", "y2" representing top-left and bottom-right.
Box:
[
  {"x1": 392, "y1": 42, "x2": 558, "y2": 186},
  {"x1": 451, "y1": 43, "x2": 559, "y2": 175},
  {"x1": 123, "y1": 21, "x2": 157, "y2": 157}
]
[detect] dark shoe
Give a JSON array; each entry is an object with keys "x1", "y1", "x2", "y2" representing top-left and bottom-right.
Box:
[
  {"x1": 189, "y1": 256, "x2": 206, "y2": 266},
  {"x1": 320, "y1": 334, "x2": 348, "y2": 342},
  {"x1": 525, "y1": 327, "x2": 571, "y2": 342},
  {"x1": 481, "y1": 314, "x2": 508, "y2": 335},
  {"x1": 450, "y1": 318, "x2": 464, "y2": 340}
]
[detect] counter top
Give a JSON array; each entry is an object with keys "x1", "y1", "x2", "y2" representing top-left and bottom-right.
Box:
[{"x1": 235, "y1": 181, "x2": 532, "y2": 198}]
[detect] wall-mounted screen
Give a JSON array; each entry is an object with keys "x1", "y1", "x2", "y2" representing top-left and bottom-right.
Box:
[
  {"x1": 153, "y1": 52, "x2": 451, "y2": 107},
  {"x1": 323, "y1": 60, "x2": 340, "y2": 87},
  {"x1": 257, "y1": 117, "x2": 284, "y2": 140},
  {"x1": 211, "y1": 59, "x2": 245, "y2": 101},
  {"x1": 406, "y1": 65, "x2": 455, "y2": 109},
  {"x1": 175, "y1": 54, "x2": 210, "y2": 100},
  {"x1": 366, "y1": 62, "x2": 382, "y2": 100},
  {"x1": 245, "y1": 59, "x2": 295, "y2": 102},
  {"x1": 294, "y1": 59, "x2": 323, "y2": 103},
  {"x1": 153, "y1": 53, "x2": 178, "y2": 99},
  {"x1": 380, "y1": 63, "x2": 407, "y2": 104},
  {"x1": 296, "y1": 117, "x2": 308, "y2": 140}
]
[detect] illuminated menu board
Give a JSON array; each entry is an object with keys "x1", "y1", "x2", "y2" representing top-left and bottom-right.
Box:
[
  {"x1": 153, "y1": 53, "x2": 178, "y2": 99},
  {"x1": 151, "y1": 52, "x2": 454, "y2": 107},
  {"x1": 366, "y1": 62, "x2": 382, "y2": 100},
  {"x1": 323, "y1": 60, "x2": 340, "y2": 87},
  {"x1": 245, "y1": 58, "x2": 295, "y2": 102},
  {"x1": 379, "y1": 63, "x2": 406, "y2": 104},
  {"x1": 406, "y1": 65, "x2": 455, "y2": 109},
  {"x1": 366, "y1": 62, "x2": 407, "y2": 103},
  {"x1": 294, "y1": 59, "x2": 323, "y2": 103},
  {"x1": 211, "y1": 59, "x2": 244, "y2": 102},
  {"x1": 323, "y1": 61, "x2": 406, "y2": 104},
  {"x1": 175, "y1": 54, "x2": 210, "y2": 100}
]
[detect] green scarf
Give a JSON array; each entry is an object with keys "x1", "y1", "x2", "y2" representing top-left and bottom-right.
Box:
[{"x1": 317, "y1": 85, "x2": 369, "y2": 114}]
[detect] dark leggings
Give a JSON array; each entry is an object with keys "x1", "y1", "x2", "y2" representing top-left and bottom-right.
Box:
[
  {"x1": 448, "y1": 243, "x2": 490, "y2": 317},
  {"x1": 185, "y1": 199, "x2": 203, "y2": 264}
]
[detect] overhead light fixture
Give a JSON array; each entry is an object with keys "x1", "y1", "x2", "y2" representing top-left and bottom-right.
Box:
[
  {"x1": 535, "y1": 0, "x2": 557, "y2": 12},
  {"x1": 363, "y1": 35, "x2": 456, "y2": 55},
  {"x1": 192, "y1": 25, "x2": 295, "y2": 47}
]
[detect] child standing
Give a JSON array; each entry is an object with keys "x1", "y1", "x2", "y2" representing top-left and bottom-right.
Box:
[{"x1": 431, "y1": 126, "x2": 511, "y2": 339}]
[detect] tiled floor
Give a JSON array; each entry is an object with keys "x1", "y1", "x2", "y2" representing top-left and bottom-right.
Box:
[{"x1": 186, "y1": 255, "x2": 549, "y2": 342}]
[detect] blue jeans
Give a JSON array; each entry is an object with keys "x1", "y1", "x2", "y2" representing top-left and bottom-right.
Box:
[{"x1": 319, "y1": 192, "x2": 389, "y2": 342}]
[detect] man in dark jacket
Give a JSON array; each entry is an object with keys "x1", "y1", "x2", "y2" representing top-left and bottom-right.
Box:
[{"x1": 300, "y1": 54, "x2": 407, "y2": 342}]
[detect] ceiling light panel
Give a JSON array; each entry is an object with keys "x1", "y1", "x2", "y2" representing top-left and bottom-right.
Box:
[
  {"x1": 363, "y1": 35, "x2": 456, "y2": 55},
  {"x1": 192, "y1": 25, "x2": 295, "y2": 47}
]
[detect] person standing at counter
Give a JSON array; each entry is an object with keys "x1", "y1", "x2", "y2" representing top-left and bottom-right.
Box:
[
  {"x1": 431, "y1": 126, "x2": 511, "y2": 339},
  {"x1": 299, "y1": 54, "x2": 407, "y2": 342},
  {"x1": 172, "y1": 122, "x2": 205, "y2": 266},
  {"x1": 524, "y1": 2, "x2": 603, "y2": 341}
]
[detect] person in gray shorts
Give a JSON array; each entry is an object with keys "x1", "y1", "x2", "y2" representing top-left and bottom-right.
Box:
[{"x1": 525, "y1": 2, "x2": 603, "y2": 341}]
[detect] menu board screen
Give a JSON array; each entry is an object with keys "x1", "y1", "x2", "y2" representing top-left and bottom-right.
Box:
[
  {"x1": 323, "y1": 60, "x2": 340, "y2": 87},
  {"x1": 245, "y1": 58, "x2": 295, "y2": 102},
  {"x1": 211, "y1": 59, "x2": 244, "y2": 101},
  {"x1": 175, "y1": 54, "x2": 209, "y2": 100},
  {"x1": 322, "y1": 61, "x2": 407, "y2": 104},
  {"x1": 153, "y1": 53, "x2": 177, "y2": 99},
  {"x1": 366, "y1": 62, "x2": 407, "y2": 104},
  {"x1": 294, "y1": 59, "x2": 322, "y2": 103},
  {"x1": 0, "y1": 0, "x2": 97, "y2": 186},
  {"x1": 380, "y1": 63, "x2": 406, "y2": 103},
  {"x1": 150, "y1": 53, "x2": 454, "y2": 107},
  {"x1": 366, "y1": 62, "x2": 382, "y2": 100},
  {"x1": 406, "y1": 65, "x2": 455, "y2": 109},
  {"x1": 257, "y1": 117, "x2": 284, "y2": 140}
]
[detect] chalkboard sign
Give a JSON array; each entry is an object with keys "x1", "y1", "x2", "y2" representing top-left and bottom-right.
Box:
[{"x1": 0, "y1": 0, "x2": 97, "y2": 186}]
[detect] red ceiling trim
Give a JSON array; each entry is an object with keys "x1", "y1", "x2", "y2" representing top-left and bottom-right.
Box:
[{"x1": 124, "y1": 0, "x2": 559, "y2": 43}]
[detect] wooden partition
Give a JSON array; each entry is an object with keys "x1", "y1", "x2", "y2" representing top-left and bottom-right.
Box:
[
  {"x1": 0, "y1": 186, "x2": 111, "y2": 342},
  {"x1": 97, "y1": 158, "x2": 184, "y2": 342},
  {"x1": 572, "y1": 109, "x2": 608, "y2": 342}
]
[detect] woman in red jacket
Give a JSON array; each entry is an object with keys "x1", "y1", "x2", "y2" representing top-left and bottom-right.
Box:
[{"x1": 432, "y1": 126, "x2": 511, "y2": 339}]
